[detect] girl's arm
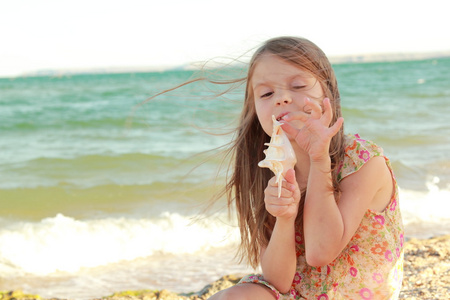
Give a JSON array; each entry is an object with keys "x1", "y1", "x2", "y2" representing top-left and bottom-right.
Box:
[
  {"x1": 304, "y1": 155, "x2": 392, "y2": 267},
  {"x1": 282, "y1": 98, "x2": 393, "y2": 267},
  {"x1": 260, "y1": 170, "x2": 300, "y2": 293}
]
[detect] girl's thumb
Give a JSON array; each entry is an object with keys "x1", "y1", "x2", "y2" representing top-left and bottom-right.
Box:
[{"x1": 284, "y1": 169, "x2": 296, "y2": 184}]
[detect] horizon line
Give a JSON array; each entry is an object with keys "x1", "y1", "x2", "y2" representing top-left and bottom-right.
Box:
[{"x1": 2, "y1": 50, "x2": 450, "y2": 79}]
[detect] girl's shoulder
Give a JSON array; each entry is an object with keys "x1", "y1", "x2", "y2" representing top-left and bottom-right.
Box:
[{"x1": 337, "y1": 134, "x2": 384, "y2": 181}]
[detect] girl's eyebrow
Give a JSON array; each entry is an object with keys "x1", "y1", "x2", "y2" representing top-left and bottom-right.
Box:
[
  {"x1": 252, "y1": 74, "x2": 309, "y2": 90},
  {"x1": 252, "y1": 81, "x2": 269, "y2": 90}
]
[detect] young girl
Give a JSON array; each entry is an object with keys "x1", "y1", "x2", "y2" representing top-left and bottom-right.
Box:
[{"x1": 207, "y1": 37, "x2": 404, "y2": 299}]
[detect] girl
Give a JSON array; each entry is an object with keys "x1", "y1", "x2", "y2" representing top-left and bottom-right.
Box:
[{"x1": 208, "y1": 37, "x2": 404, "y2": 299}]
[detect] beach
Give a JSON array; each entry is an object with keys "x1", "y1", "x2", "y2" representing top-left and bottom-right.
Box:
[
  {"x1": 1, "y1": 57, "x2": 449, "y2": 298},
  {"x1": 2, "y1": 234, "x2": 449, "y2": 299}
]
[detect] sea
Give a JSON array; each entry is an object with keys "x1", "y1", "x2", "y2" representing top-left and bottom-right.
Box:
[{"x1": 1, "y1": 57, "x2": 449, "y2": 299}]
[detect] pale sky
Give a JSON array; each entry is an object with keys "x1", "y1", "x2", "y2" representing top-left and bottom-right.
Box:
[{"x1": 1, "y1": 0, "x2": 449, "y2": 77}]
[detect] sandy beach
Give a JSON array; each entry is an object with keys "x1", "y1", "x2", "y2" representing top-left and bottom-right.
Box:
[{"x1": 2, "y1": 234, "x2": 449, "y2": 300}]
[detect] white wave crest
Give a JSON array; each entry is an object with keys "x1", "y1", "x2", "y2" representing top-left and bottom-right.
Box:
[
  {"x1": 399, "y1": 176, "x2": 450, "y2": 238},
  {"x1": 0, "y1": 212, "x2": 239, "y2": 276}
]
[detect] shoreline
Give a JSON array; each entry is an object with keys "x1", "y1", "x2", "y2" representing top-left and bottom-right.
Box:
[{"x1": 1, "y1": 234, "x2": 449, "y2": 300}]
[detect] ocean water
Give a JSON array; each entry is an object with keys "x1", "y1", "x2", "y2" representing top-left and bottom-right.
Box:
[{"x1": 0, "y1": 58, "x2": 449, "y2": 299}]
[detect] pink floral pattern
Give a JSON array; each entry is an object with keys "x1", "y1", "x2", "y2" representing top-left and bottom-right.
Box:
[
  {"x1": 373, "y1": 272, "x2": 384, "y2": 284},
  {"x1": 359, "y1": 288, "x2": 373, "y2": 300},
  {"x1": 238, "y1": 134, "x2": 404, "y2": 299}
]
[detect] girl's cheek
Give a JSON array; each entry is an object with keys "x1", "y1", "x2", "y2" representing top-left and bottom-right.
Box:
[
  {"x1": 263, "y1": 123, "x2": 273, "y2": 137},
  {"x1": 255, "y1": 112, "x2": 272, "y2": 136}
]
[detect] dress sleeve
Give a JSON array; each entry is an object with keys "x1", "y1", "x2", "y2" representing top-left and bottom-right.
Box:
[{"x1": 337, "y1": 134, "x2": 384, "y2": 182}]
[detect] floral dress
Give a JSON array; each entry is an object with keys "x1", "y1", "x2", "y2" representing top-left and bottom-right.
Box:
[{"x1": 238, "y1": 134, "x2": 404, "y2": 299}]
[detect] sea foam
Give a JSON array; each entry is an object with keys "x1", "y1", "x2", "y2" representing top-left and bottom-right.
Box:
[
  {"x1": 0, "y1": 212, "x2": 239, "y2": 276},
  {"x1": 1, "y1": 178, "x2": 448, "y2": 277},
  {"x1": 399, "y1": 176, "x2": 450, "y2": 238}
]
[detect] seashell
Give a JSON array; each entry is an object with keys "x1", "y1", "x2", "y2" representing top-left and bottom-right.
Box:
[{"x1": 258, "y1": 115, "x2": 297, "y2": 197}]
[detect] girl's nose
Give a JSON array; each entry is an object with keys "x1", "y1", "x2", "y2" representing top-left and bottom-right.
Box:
[{"x1": 276, "y1": 92, "x2": 293, "y2": 106}]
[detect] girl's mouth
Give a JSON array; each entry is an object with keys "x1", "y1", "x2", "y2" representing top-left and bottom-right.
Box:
[{"x1": 276, "y1": 112, "x2": 288, "y2": 121}]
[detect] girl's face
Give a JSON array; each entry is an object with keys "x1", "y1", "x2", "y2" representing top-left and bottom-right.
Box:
[{"x1": 251, "y1": 53, "x2": 325, "y2": 137}]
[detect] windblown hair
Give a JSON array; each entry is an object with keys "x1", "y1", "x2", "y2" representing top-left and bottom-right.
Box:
[
  {"x1": 139, "y1": 36, "x2": 345, "y2": 269},
  {"x1": 226, "y1": 36, "x2": 345, "y2": 268}
]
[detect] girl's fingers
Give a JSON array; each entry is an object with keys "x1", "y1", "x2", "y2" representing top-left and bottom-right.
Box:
[
  {"x1": 329, "y1": 117, "x2": 344, "y2": 136},
  {"x1": 279, "y1": 120, "x2": 300, "y2": 139},
  {"x1": 265, "y1": 174, "x2": 300, "y2": 218},
  {"x1": 282, "y1": 97, "x2": 338, "y2": 131},
  {"x1": 266, "y1": 198, "x2": 295, "y2": 208},
  {"x1": 268, "y1": 176, "x2": 278, "y2": 187},
  {"x1": 266, "y1": 184, "x2": 295, "y2": 201},
  {"x1": 265, "y1": 177, "x2": 296, "y2": 201},
  {"x1": 282, "y1": 97, "x2": 323, "y2": 122},
  {"x1": 306, "y1": 97, "x2": 323, "y2": 119},
  {"x1": 284, "y1": 169, "x2": 296, "y2": 184},
  {"x1": 282, "y1": 110, "x2": 309, "y2": 123},
  {"x1": 265, "y1": 204, "x2": 294, "y2": 218},
  {"x1": 321, "y1": 98, "x2": 334, "y2": 126}
]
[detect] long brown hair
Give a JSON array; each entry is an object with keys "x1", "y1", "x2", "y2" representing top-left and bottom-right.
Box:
[
  {"x1": 139, "y1": 36, "x2": 345, "y2": 269},
  {"x1": 226, "y1": 36, "x2": 345, "y2": 268}
]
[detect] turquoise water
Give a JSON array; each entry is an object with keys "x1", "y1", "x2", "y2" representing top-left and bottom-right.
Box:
[{"x1": 0, "y1": 58, "x2": 449, "y2": 298}]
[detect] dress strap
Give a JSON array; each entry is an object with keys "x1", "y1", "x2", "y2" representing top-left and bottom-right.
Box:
[{"x1": 338, "y1": 134, "x2": 384, "y2": 182}]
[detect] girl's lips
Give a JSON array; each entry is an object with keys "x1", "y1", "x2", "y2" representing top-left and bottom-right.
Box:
[{"x1": 276, "y1": 112, "x2": 289, "y2": 121}]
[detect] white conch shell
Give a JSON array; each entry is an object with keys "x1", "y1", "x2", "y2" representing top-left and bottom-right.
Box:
[{"x1": 258, "y1": 115, "x2": 297, "y2": 197}]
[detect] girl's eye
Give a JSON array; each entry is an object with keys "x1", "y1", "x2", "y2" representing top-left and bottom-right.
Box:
[
  {"x1": 293, "y1": 85, "x2": 306, "y2": 90},
  {"x1": 260, "y1": 91, "x2": 273, "y2": 98}
]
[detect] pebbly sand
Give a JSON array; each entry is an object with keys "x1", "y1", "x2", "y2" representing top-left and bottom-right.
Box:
[{"x1": 1, "y1": 235, "x2": 449, "y2": 300}]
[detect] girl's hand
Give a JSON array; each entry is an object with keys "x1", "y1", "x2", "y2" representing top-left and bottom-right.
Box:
[
  {"x1": 281, "y1": 97, "x2": 344, "y2": 162},
  {"x1": 264, "y1": 169, "x2": 300, "y2": 220}
]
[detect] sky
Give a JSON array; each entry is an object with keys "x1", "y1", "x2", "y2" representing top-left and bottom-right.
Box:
[{"x1": 1, "y1": 0, "x2": 449, "y2": 77}]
